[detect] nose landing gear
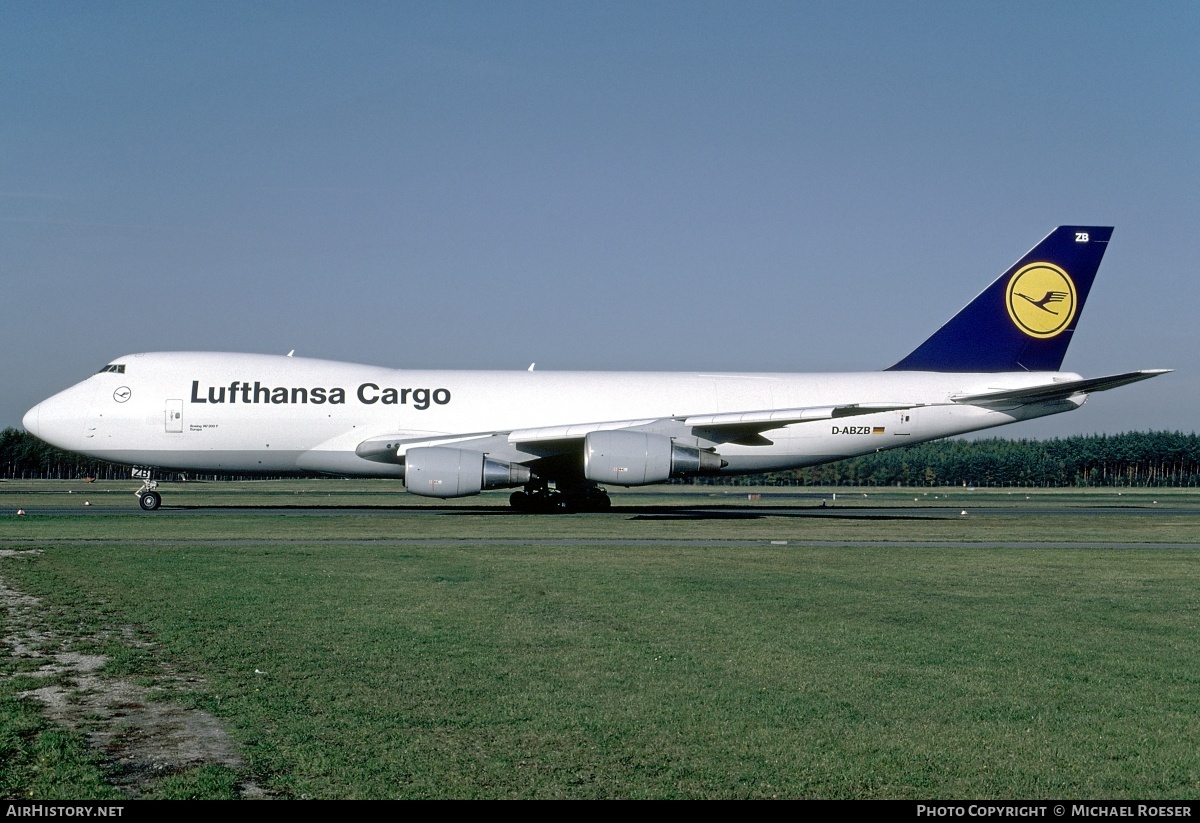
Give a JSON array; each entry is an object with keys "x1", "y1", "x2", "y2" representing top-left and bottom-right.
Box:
[{"x1": 135, "y1": 473, "x2": 162, "y2": 511}]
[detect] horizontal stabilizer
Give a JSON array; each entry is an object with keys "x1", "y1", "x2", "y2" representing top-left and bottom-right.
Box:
[{"x1": 952, "y1": 370, "x2": 1171, "y2": 406}]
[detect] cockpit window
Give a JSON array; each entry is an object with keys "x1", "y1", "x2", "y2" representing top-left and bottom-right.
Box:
[{"x1": 96, "y1": 364, "x2": 126, "y2": 374}]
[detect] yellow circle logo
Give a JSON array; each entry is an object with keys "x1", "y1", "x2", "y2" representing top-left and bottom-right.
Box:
[{"x1": 1005, "y1": 262, "x2": 1076, "y2": 338}]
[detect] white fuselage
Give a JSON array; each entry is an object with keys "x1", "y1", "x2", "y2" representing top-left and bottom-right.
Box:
[{"x1": 22, "y1": 351, "x2": 1081, "y2": 480}]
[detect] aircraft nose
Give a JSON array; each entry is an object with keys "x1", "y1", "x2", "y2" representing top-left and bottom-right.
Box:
[
  {"x1": 22, "y1": 387, "x2": 87, "y2": 451},
  {"x1": 22, "y1": 403, "x2": 40, "y2": 438}
]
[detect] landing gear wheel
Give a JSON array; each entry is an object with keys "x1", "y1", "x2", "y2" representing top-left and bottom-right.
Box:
[
  {"x1": 509, "y1": 485, "x2": 564, "y2": 513},
  {"x1": 560, "y1": 486, "x2": 611, "y2": 513},
  {"x1": 138, "y1": 490, "x2": 162, "y2": 511}
]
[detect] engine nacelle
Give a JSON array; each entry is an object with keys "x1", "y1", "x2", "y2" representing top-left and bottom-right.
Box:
[
  {"x1": 583, "y1": 430, "x2": 723, "y2": 486},
  {"x1": 404, "y1": 447, "x2": 532, "y2": 498}
]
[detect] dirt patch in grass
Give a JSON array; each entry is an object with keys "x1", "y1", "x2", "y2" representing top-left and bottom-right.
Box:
[{"x1": 1, "y1": 551, "x2": 266, "y2": 798}]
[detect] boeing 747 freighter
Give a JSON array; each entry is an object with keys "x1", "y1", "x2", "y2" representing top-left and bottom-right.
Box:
[{"x1": 23, "y1": 227, "x2": 1168, "y2": 511}]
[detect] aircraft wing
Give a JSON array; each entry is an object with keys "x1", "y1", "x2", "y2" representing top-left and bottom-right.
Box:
[
  {"x1": 357, "y1": 402, "x2": 919, "y2": 462},
  {"x1": 505, "y1": 403, "x2": 918, "y2": 448},
  {"x1": 355, "y1": 430, "x2": 502, "y2": 462},
  {"x1": 679, "y1": 403, "x2": 916, "y2": 445},
  {"x1": 508, "y1": 403, "x2": 915, "y2": 444},
  {"x1": 952, "y1": 370, "x2": 1171, "y2": 406},
  {"x1": 355, "y1": 369, "x2": 1168, "y2": 463}
]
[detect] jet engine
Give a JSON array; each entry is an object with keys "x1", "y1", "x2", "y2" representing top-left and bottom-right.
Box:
[
  {"x1": 403, "y1": 446, "x2": 532, "y2": 498},
  {"x1": 583, "y1": 430, "x2": 723, "y2": 485}
]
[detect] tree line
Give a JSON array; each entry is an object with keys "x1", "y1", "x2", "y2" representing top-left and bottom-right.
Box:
[
  {"x1": 3, "y1": 427, "x2": 1200, "y2": 487},
  {"x1": 0, "y1": 428, "x2": 268, "y2": 481},
  {"x1": 693, "y1": 430, "x2": 1200, "y2": 487}
]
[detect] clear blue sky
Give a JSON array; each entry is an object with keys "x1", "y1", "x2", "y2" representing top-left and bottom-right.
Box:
[{"x1": 4, "y1": 1, "x2": 1196, "y2": 437}]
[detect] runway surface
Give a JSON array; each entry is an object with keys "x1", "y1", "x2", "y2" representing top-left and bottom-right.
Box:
[
  {"x1": 7, "y1": 502, "x2": 1195, "y2": 520},
  {"x1": 5, "y1": 538, "x2": 1200, "y2": 550},
  {"x1": 5, "y1": 502, "x2": 1200, "y2": 550}
]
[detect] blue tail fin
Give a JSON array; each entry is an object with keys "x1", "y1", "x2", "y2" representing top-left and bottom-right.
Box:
[{"x1": 888, "y1": 226, "x2": 1113, "y2": 372}]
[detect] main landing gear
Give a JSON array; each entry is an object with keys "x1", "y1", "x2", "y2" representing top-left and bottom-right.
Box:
[{"x1": 509, "y1": 482, "x2": 612, "y2": 513}]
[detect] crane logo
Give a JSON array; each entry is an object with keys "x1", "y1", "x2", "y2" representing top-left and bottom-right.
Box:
[{"x1": 1005, "y1": 262, "x2": 1077, "y2": 338}]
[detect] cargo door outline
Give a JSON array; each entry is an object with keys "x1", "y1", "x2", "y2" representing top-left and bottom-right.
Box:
[{"x1": 165, "y1": 399, "x2": 183, "y2": 433}]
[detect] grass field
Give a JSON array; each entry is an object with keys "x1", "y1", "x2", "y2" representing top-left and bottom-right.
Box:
[{"x1": 2, "y1": 480, "x2": 1199, "y2": 798}]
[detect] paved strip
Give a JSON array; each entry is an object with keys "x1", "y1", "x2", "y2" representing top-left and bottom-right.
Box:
[
  {"x1": 3, "y1": 537, "x2": 1198, "y2": 549},
  {"x1": 8, "y1": 503, "x2": 1194, "y2": 518}
]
